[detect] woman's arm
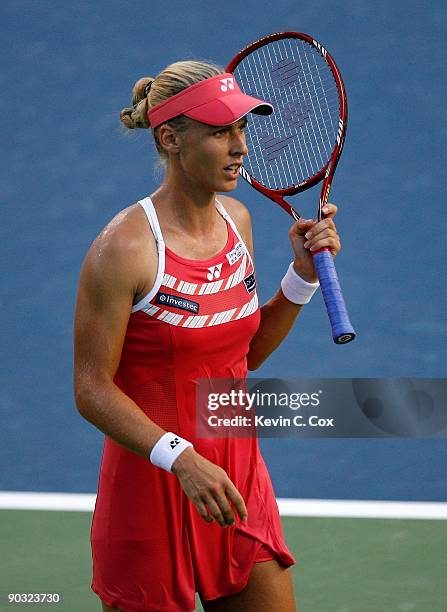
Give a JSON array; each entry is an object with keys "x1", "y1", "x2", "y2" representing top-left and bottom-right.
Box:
[
  {"x1": 247, "y1": 292, "x2": 303, "y2": 371},
  {"x1": 248, "y1": 203, "x2": 341, "y2": 369},
  {"x1": 73, "y1": 210, "x2": 164, "y2": 457},
  {"x1": 220, "y1": 196, "x2": 341, "y2": 371}
]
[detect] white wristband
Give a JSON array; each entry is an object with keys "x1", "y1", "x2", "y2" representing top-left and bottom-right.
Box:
[
  {"x1": 149, "y1": 432, "x2": 193, "y2": 472},
  {"x1": 281, "y1": 262, "x2": 320, "y2": 305}
]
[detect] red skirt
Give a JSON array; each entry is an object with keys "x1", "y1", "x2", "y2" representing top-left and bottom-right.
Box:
[{"x1": 91, "y1": 436, "x2": 295, "y2": 612}]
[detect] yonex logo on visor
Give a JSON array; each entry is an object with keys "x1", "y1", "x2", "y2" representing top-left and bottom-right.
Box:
[
  {"x1": 219, "y1": 77, "x2": 234, "y2": 92},
  {"x1": 148, "y1": 73, "x2": 273, "y2": 129}
]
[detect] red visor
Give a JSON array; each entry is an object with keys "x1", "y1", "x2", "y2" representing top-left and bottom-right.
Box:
[{"x1": 148, "y1": 73, "x2": 273, "y2": 129}]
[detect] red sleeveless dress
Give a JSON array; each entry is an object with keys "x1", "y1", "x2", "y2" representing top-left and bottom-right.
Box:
[{"x1": 91, "y1": 197, "x2": 295, "y2": 612}]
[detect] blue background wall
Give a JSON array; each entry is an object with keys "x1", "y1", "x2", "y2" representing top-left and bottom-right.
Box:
[{"x1": 1, "y1": 0, "x2": 446, "y2": 499}]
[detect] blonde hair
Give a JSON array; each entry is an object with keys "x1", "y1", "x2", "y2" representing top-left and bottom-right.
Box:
[{"x1": 120, "y1": 60, "x2": 224, "y2": 159}]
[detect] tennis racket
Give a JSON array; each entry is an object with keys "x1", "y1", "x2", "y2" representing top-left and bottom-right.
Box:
[{"x1": 227, "y1": 31, "x2": 356, "y2": 344}]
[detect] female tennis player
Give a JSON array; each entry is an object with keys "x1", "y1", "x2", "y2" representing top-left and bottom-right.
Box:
[{"x1": 74, "y1": 60, "x2": 341, "y2": 612}]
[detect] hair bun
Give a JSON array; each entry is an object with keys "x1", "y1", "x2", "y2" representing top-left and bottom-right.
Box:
[{"x1": 120, "y1": 76, "x2": 154, "y2": 130}]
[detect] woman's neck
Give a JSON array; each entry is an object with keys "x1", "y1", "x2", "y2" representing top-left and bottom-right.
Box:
[{"x1": 151, "y1": 171, "x2": 220, "y2": 239}]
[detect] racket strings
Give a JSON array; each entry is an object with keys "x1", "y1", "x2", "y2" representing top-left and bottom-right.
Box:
[
  {"x1": 234, "y1": 38, "x2": 340, "y2": 189},
  {"x1": 265, "y1": 43, "x2": 313, "y2": 181},
  {"x1": 253, "y1": 38, "x2": 334, "y2": 185},
  {"x1": 296, "y1": 40, "x2": 334, "y2": 165},
  {"x1": 284, "y1": 41, "x2": 326, "y2": 177}
]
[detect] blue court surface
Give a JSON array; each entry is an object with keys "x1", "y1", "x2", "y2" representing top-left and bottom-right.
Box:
[{"x1": 1, "y1": 1, "x2": 446, "y2": 609}]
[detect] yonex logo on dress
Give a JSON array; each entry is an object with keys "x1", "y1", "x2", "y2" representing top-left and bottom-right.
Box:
[
  {"x1": 220, "y1": 77, "x2": 234, "y2": 92},
  {"x1": 156, "y1": 292, "x2": 200, "y2": 313},
  {"x1": 207, "y1": 263, "x2": 223, "y2": 281},
  {"x1": 170, "y1": 437, "x2": 180, "y2": 449}
]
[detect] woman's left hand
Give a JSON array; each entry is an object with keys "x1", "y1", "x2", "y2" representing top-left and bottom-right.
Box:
[{"x1": 288, "y1": 203, "x2": 341, "y2": 283}]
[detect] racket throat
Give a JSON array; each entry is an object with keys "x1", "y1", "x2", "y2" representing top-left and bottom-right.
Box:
[
  {"x1": 264, "y1": 192, "x2": 302, "y2": 220},
  {"x1": 290, "y1": 206, "x2": 301, "y2": 221}
]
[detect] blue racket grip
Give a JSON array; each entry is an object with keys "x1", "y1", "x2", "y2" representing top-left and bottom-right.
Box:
[{"x1": 312, "y1": 249, "x2": 356, "y2": 344}]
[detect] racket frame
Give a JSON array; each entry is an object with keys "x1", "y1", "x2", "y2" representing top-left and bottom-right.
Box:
[
  {"x1": 227, "y1": 31, "x2": 347, "y2": 220},
  {"x1": 227, "y1": 31, "x2": 355, "y2": 344}
]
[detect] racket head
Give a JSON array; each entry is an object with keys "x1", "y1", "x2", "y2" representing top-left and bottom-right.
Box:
[
  {"x1": 227, "y1": 33, "x2": 356, "y2": 345},
  {"x1": 226, "y1": 32, "x2": 347, "y2": 201}
]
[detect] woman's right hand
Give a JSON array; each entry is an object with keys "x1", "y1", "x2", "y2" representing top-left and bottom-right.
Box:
[{"x1": 172, "y1": 447, "x2": 248, "y2": 528}]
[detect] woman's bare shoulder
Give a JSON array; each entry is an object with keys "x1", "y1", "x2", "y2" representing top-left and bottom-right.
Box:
[
  {"x1": 90, "y1": 202, "x2": 154, "y2": 256},
  {"x1": 217, "y1": 194, "x2": 252, "y2": 232},
  {"x1": 81, "y1": 202, "x2": 157, "y2": 296}
]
